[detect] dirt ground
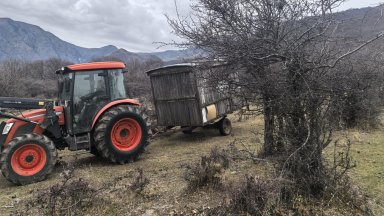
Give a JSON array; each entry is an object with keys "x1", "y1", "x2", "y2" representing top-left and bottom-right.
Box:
[{"x1": 0, "y1": 115, "x2": 383, "y2": 215}]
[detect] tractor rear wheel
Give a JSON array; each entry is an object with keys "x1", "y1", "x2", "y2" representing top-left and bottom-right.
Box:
[
  {"x1": 0, "y1": 134, "x2": 57, "y2": 185},
  {"x1": 93, "y1": 105, "x2": 151, "y2": 164}
]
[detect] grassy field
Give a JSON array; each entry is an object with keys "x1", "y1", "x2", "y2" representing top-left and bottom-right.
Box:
[
  {"x1": 341, "y1": 130, "x2": 384, "y2": 215},
  {"x1": 0, "y1": 115, "x2": 382, "y2": 215}
]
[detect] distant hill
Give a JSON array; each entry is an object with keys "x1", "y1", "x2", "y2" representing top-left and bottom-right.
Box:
[
  {"x1": 108, "y1": 49, "x2": 162, "y2": 64},
  {"x1": 0, "y1": 18, "x2": 120, "y2": 62},
  {"x1": 0, "y1": 18, "x2": 190, "y2": 64},
  {"x1": 150, "y1": 48, "x2": 206, "y2": 62}
]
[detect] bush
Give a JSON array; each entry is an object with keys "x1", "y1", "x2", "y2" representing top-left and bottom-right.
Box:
[
  {"x1": 184, "y1": 147, "x2": 230, "y2": 190},
  {"x1": 25, "y1": 165, "x2": 98, "y2": 216},
  {"x1": 14, "y1": 166, "x2": 151, "y2": 216},
  {"x1": 227, "y1": 176, "x2": 274, "y2": 215},
  {"x1": 129, "y1": 168, "x2": 150, "y2": 194}
]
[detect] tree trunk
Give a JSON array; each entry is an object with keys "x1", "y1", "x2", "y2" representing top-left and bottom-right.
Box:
[{"x1": 263, "y1": 96, "x2": 275, "y2": 156}]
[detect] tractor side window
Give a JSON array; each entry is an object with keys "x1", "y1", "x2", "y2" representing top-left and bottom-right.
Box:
[
  {"x1": 109, "y1": 69, "x2": 127, "y2": 100},
  {"x1": 73, "y1": 70, "x2": 108, "y2": 133}
]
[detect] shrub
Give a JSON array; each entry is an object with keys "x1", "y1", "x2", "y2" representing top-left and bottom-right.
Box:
[
  {"x1": 26, "y1": 165, "x2": 97, "y2": 216},
  {"x1": 184, "y1": 147, "x2": 230, "y2": 190},
  {"x1": 16, "y1": 166, "x2": 151, "y2": 216},
  {"x1": 227, "y1": 176, "x2": 272, "y2": 215}
]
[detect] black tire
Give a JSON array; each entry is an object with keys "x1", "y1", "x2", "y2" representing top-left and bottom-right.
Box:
[
  {"x1": 218, "y1": 118, "x2": 232, "y2": 136},
  {"x1": 0, "y1": 134, "x2": 57, "y2": 185},
  {"x1": 93, "y1": 105, "x2": 151, "y2": 164},
  {"x1": 89, "y1": 144, "x2": 100, "y2": 156}
]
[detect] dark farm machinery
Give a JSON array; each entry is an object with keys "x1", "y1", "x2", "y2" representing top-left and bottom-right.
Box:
[{"x1": 0, "y1": 62, "x2": 151, "y2": 185}]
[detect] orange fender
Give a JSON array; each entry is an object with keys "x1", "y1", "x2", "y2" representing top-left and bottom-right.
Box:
[{"x1": 91, "y1": 99, "x2": 140, "y2": 129}]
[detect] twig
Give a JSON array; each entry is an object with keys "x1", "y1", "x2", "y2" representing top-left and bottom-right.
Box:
[
  {"x1": 239, "y1": 141, "x2": 268, "y2": 163},
  {"x1": 279, "y1": 123, "x2": 311, "y2": 178},
  {"x1": 320, "y1": 31, "x2": 384, "y2": 69}
]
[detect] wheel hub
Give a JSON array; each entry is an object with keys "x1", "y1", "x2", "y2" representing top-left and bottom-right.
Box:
[
  {"x1": 11, "y1": 144, "x2": 47, "y2": 176},
  {"x1": 120, "y1": 129, "x2": 128, "y2": 138},
  {"x1": 111, "y1": 118, "x2": 143, "y2": 152},
  {"x1": 25, "y1": 155, "x2": 34, "y2": 163}
]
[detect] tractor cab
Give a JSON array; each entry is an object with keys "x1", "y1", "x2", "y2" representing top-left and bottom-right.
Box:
[{"x1": 56, "y1": 62, "x2": 128, "y2": 134}]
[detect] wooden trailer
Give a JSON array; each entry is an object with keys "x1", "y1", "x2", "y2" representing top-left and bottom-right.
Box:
[{"x1": 146, "y1": 64, "x2": 241, "y2": 135}]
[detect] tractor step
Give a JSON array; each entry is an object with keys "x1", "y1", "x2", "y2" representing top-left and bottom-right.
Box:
[{"x1": 65, "y1": 134, "x2": 90, "y2": 151}]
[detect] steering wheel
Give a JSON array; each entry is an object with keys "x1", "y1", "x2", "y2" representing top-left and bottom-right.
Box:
[{"x1": 80, "y1": 90, "x2": 105, "y2": 102}]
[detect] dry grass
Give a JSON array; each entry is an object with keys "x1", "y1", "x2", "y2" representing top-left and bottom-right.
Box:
[
  {"x1": 0, "y1": 114, "x2": 382, "y2": 215},
  {"x1": 0, "y1": 115, "x2": 267, "y2": 215}
]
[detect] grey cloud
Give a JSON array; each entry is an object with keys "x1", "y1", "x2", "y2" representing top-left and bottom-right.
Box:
[
  {"x1": 0, "y1": 0, "x2": 191, "y2": 51},
  {"x1": 0, "y1": 0, "x2": 381, "y2": 52}
]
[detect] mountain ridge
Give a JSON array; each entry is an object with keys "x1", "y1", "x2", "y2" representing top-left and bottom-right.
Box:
[
  {"x1": 1, "y1": 6, "x2": 383, "y2": 64},
  {"x1": 0, "y1": 18, "x2": 188, "y2": 64}
]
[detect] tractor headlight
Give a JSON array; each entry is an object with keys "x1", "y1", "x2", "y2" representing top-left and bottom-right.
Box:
[{"x1": 2, "y1": 123, "x2": 14, "y2": 135}]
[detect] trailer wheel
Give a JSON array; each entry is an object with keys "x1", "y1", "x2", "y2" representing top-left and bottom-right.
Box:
[
  {"x1": 0, "y1": 134, "x2": 57, "y2": 185},
  {"x1": 94, "y1": 105, "x2": 151, "y2": 164},
  {"x1": 218, "y1": 118, "x2": 232, "y2": 136},
  {"x1": 182, "y1": 126, "x2": 196, "y2": 134}
]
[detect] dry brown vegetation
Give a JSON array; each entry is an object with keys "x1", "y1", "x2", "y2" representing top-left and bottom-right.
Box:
[{"x1": 0, "y1": 115, "x2": 380, "y2": 215}]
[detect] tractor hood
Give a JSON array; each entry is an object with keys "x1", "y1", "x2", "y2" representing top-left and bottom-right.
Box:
[{"x1": 6, "y1": 107, "x2": 65, "y2": 125}]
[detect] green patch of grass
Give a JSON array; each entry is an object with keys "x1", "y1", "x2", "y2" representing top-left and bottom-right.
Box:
[
  {"x1": 326, "y1": 129, "x2": 384, "y2": 215},
  {"x1": 349, "y1": 131, "x2": 384, "y2": 214}
]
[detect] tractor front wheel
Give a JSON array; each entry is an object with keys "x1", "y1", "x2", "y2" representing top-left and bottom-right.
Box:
[
  {"x1": 0, "y1": 134, "x2": 57, "y2": 185},
  {"x1": 93, "y1": 105, "x2": 150, "y2": 164}
]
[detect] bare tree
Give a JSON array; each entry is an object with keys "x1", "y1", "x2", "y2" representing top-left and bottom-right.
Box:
[
  {"x1": 0, "y1": 58, "x2": 72, "y2": 98},
  {"x1": 0, "y1": 59, "x2": 27, "y2": 97},
  {"x1": 168, "y1": 0, "x2": 384, "y2": 194}
]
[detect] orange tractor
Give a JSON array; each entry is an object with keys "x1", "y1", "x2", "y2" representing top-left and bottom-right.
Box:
[{"x1": 0, "y1": 62, "x2": 151, "y2": 185}]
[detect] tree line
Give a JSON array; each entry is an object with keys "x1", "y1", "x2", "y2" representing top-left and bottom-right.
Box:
[{"x1": 0, "y1": 58, "x2": 163, "y2": 101}]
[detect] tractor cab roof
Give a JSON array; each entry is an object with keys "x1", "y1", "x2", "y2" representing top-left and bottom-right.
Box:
[{"x1": 56, "y1": 62, "x2": 125, "y2": 74}]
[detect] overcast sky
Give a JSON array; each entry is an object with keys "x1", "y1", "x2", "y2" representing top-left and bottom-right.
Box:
[{"x1": 0, "y1": 0, "x2": 383, "y2": 52}]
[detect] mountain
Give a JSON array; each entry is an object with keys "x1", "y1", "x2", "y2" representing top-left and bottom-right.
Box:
[
  {"x1": 6, "y1": 5, "x2": 380, "y2": 65},
  {"x1": 0, "y1": 18, "x2": 201, "y2": 64},
  {"x1": 0, "y1": 18, "x2": 121, "y2": 63},
  {"x1": 108, "y1": 49, "x2": 162, "y2": 64},
  {"x1": 0, "y1": 18, "x2": 157, "y2": 63},
  {"x1": 149, "y1": 48, "x2": 206, "y2": 62}
]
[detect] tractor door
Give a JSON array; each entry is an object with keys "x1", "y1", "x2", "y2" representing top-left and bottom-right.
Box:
[
  {"x1": 72, "y1": 70, "x2": 110, "y2": 134},
  {"x1": 58, "y1": 73, "x2": 74, "y2": 134}
]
